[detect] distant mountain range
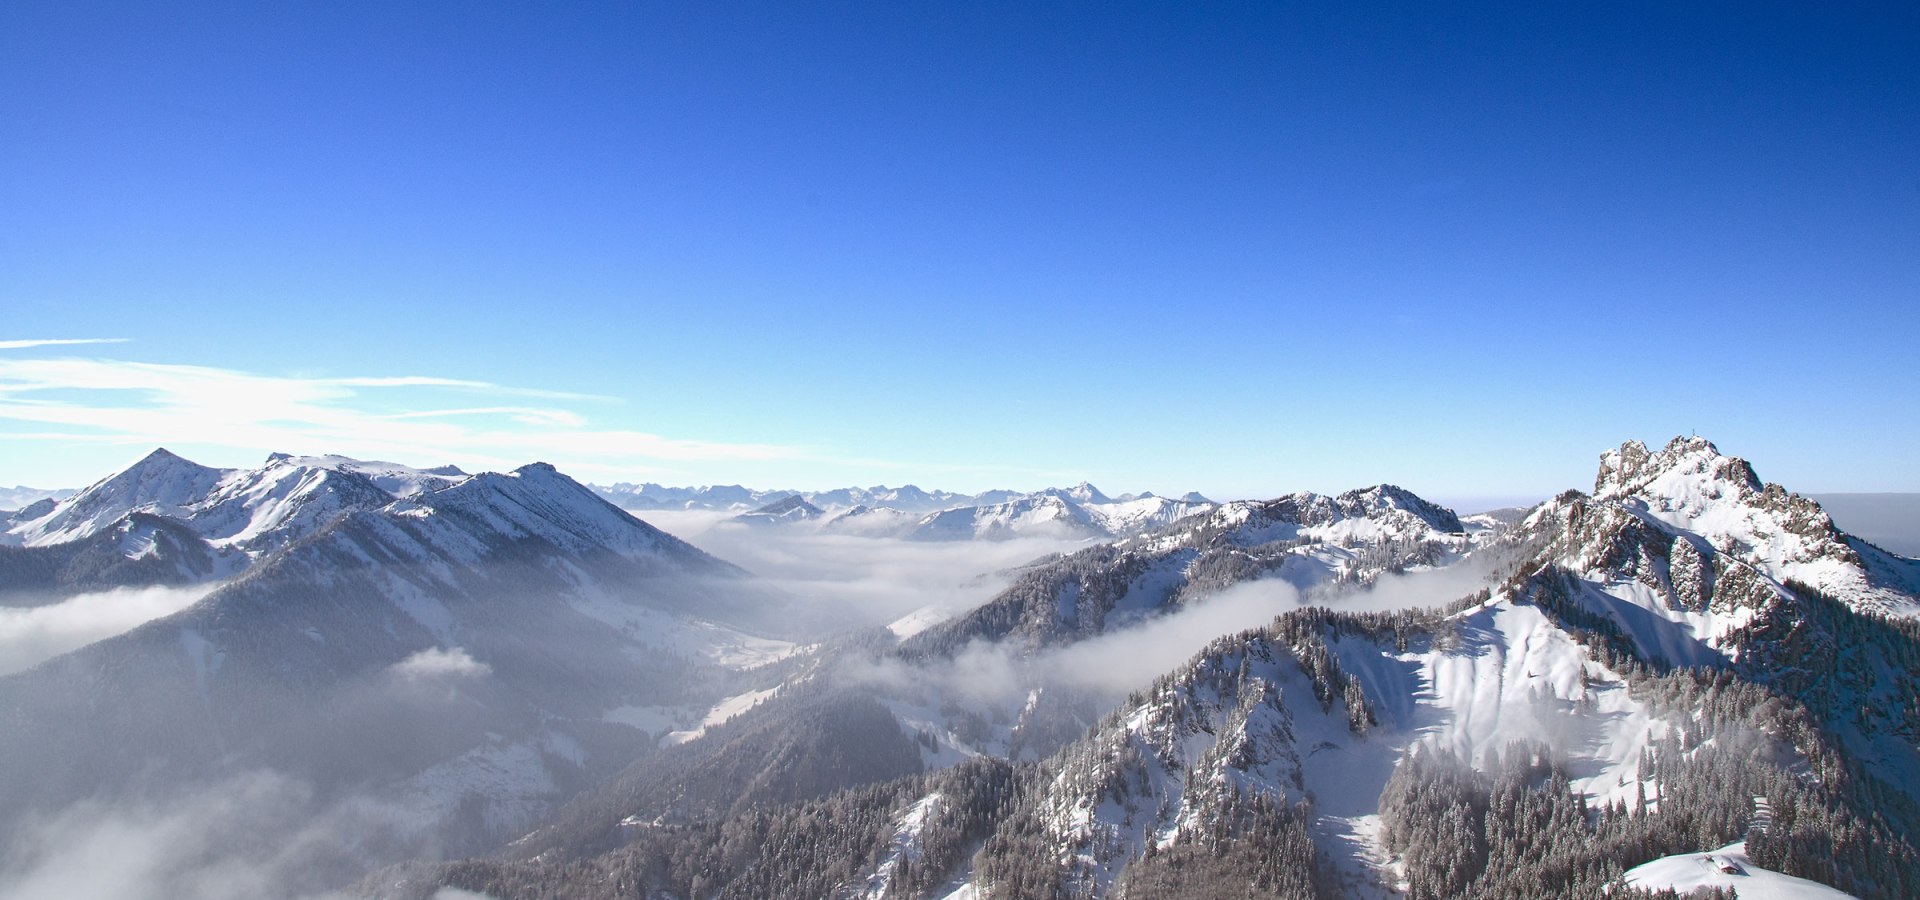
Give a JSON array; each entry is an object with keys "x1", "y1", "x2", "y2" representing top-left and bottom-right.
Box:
[
  {"x1": 594, "y1": 480, "x2": 1209, "y2": 512},
  {"x1": 0, "y1": 485, "x2": 74, "y2": 512},
  {"x1": 599, "y1": 481, "x2": 1220, "y2": 543}
]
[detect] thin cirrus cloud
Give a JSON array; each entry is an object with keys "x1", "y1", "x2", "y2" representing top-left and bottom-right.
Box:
[
  {"x1": 0, "y1": 351, "x2": 804, "y2": 476},
  {"x1": 0, "y1": 338, "x2": 131, "y2": 350}
]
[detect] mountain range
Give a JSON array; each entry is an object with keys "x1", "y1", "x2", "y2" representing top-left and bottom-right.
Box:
[
  {"x1": 596, "y1": 481, "x2": 1208, "y2": 514},
  {"x1": 602, "y1": 481, "x2": 1218, "y2": 543},
  {"x1": 2, "y1": 437, "x2": 1917, "y2": 899}
]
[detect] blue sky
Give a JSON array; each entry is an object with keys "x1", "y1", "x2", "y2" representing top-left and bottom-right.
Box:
[{"x1": 2, "y1": 1, "x2": 1916, "y2": 503}]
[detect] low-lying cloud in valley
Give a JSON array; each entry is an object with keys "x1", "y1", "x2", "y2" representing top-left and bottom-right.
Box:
[
  {"x1": 837, "y1": 553, "x2": 1507, "y2": 717},
  {"x1": 639, "y1": 509, "x2": 1087, "y2": 633},
  {"x1": 0, "y1": 770, "x2": 427, "y2": 900},
  {"x1": 0, "y1": 584, "x2": 217, "y2": 676}
]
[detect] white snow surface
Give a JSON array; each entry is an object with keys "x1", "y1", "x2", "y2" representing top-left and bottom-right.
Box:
[
  {"x1": 887, "y1": 605, "x2": 952, "y2": 639},
  {"x1": 1622, "y1": 841, "x2": 1858, "y2": 899},
  {"x1": 661, "y1": 685, "x2": 783, "y2": 746}
]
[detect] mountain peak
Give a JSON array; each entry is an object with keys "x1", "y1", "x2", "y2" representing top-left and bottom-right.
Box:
[
  {"x1": 1594, "y1": 435, "x2": 1759, "y2": 500},
  {"x1": 733, "y1": 494, "x2": 826, "y2": 527},
  {"x1": 756, "y1": 495, "x2": 821, "y2": 515},
  {"x1": 116, "y1": 447, "x2": 213, "y2": 481},
  {"x1": 1583, "y1": 436, "x2": 1901, "y2": 606}
]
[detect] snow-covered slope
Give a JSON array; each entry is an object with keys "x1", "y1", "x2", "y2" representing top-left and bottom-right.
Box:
[{"x1": 1624, "y1": 842, "x2": 1859, "y2": 899}]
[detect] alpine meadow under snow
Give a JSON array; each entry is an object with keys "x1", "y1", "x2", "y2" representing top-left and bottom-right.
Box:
[{"x1": 0, "y1": 436, "x2": 1914, "y2": 899}]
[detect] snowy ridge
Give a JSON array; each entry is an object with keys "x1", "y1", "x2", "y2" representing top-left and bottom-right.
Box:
[
  {"x1": 909, "y1": 482, "x2": 1471, "y2": 654},
  {"x1": 1134, "y1": 484, "x2": 1465, "y2": 554},
  {"x1": 1593, "y1": 436, "x2": 1918, "y2": 617},
  {"x1": 1500, "y1": 438, "x2": 1920, "y2": 669},
  {"x1": 7, "y1": 448, "x2": 229, "y2": 547},
  {"x1": 910, "y1": 495, "x2": 1107, "y2": 542},
  {"x1": 386, "y1": 462, "x2": 735, "y2": 573},
  {"x1": 2, "y1": 449, "x2": 476, "y2": 562},
  {"x1": 821, "y1": 504, "x2": 922, "y2": 536}
]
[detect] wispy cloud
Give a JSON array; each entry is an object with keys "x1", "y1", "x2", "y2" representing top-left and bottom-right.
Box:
[
  {"x1": 0, "y1": 356, "x2": 804, "y2": 477},
  {"x1": 0, "y1": 338, "x2": 130, "y2": 350},
  {"x1": 0, "y1": 584, "x2": 218, "y2": 677}
]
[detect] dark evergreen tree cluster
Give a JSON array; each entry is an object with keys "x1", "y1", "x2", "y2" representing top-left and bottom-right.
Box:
[
  {"x1": 372, "y1": 758, "x2": 1030, "y2": 900},
  {"x1": 1114, "y1": 788, "x2": 1327, "y2": 900}
]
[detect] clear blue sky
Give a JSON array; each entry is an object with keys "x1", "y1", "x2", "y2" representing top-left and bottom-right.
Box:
[{"x1": 2, "y1": 1, "x2": 1916, "y2": 503}]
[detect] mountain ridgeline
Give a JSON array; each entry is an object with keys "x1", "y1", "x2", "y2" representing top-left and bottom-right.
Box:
[
  {"x1": 2, "y1": 437, "x2": 1916, "y2": 899},
  {"x1": 608, "y1": 480, "x2": 1221, "y2": 542}
]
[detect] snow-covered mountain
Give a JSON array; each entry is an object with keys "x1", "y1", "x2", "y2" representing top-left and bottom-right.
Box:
[
  {"x1": 906, "y1": 483, "x2": 1467, "y2": 654},
  {"x1": 901, "y1": 437, "x2": 1920, "y2": 899},
  {"x1": 819, "y1": 504, "x2": 924, "y2": 536},
  {"x1": 0, "y1": 449, "x2": 797, "y2": 856},
  {"x1": 1, "y1": 450, "x2": 475, "y2": 580},
  {"x1": 0, "y1": 450, "x2": 503, "y2": 602},
  {"x1": 13, "y1": 437, "x2": 1918, "y2": 900},
  {"x1": 382, "y1": 437, "x2": 1920, "y2": 900},
  {"x1": 908, "y1": 494, "x2": 1108, "y2": 542},
  {"x1": 731, "y1": 494, "x2": 825, "y2": 526}
]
